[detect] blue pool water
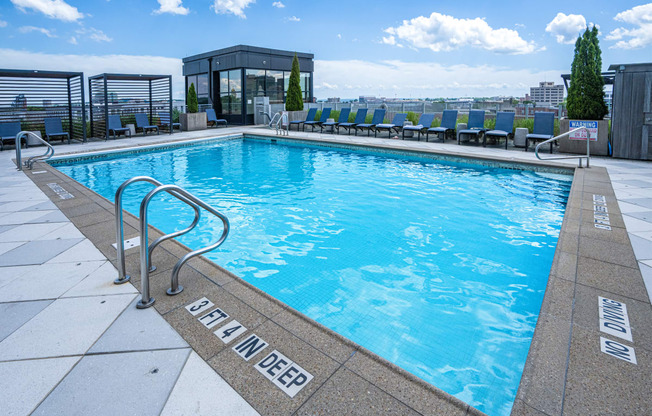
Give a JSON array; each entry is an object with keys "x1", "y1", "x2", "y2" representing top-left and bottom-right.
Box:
[{"x1": 53, "y1": 137, "x2": 571, "y2": 415}]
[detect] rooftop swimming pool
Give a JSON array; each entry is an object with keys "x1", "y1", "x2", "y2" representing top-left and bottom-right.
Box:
[{"x1": 52, "y1": 136, "x2": 571, "y2": 416}]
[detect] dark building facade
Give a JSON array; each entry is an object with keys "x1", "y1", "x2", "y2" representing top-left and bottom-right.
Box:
[{"x1": 183, "y1": 45, "x2": 314, "y2": 125}]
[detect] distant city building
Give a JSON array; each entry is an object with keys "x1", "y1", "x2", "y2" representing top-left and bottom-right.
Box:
[
  {"x1": 326, "y1": 97, "x2": 340, "y2": 103},
  {"x1": 12, "y1": 94, "x2": 26, "y2": 109},
  {"x1": 530, "y1": 82, "x2": 564, "y2": 106}
]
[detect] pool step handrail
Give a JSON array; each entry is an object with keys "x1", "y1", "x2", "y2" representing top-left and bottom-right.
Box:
[
  {"x1": 534, "y1": 126, "x2": 590, "y2": 168},
  {"x1": 15, "y1": 131, "x2": 55, "y2": 171},
  {"x1": 269, "y1": 112, "x2": 288, "y2": 136}
]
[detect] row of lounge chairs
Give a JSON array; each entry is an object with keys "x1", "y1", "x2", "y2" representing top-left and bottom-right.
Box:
[
  {"x1": 290, "y1": 108, "x2": 556, "y2": 151},
  {"x1": 0, "y1": 117, "x2": 70, "y2": 151}
]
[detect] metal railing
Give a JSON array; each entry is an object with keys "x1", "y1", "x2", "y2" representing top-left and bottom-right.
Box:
[
  {"x1": 269, "y1": 112, "x2": 288, "y2": 135},
  {"x1": 15, "y1": 131, "x2": 55, "y2": 171},
  {"x1": 113, "y1": 177, "x2": 229, "y2": 309},
  {"x1": 534, "y1": 126, "x2": 590, "y2": 168}
]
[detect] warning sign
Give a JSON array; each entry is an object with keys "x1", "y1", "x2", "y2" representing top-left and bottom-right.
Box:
[{"x1": 569, "y1": 120, "x2": 598, "y2": 141}]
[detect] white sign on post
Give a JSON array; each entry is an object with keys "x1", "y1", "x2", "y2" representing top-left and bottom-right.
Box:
[{"x1": 569, "y1": 120, "x2": 598, "y2": 141}]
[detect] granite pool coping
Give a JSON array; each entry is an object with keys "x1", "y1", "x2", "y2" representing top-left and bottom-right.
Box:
[{"x1": 20, "y1": 130, "x2": 650, "y2": 416}]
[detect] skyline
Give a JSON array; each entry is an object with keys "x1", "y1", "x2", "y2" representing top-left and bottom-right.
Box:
[{"x1": 0, "y1": 1, "x2": 650, "y2": 100}]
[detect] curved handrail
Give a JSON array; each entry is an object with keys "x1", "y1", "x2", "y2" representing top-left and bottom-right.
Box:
[
  {"x1": 137, "y1": 184, "x2": 229, "y2": 308},
  {"x1": 15, "y1": 131, "x2": 55, "y2": 171},
  {"x1": 113, "y1": 176, "x2": 200, "y2": 284},
  {"x1": 534, "y1": 126, "x2": 590, "y2": 168}
]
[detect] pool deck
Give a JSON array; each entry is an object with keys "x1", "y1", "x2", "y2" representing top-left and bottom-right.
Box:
[{"x1": 0, "y1": 127, "x2": 650, "y2": 416}]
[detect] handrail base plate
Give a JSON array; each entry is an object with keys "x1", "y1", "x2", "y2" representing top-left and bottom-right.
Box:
[
  {"x1": 166, "y1": 286, "x2": 184, "y2": 296},
  {"x1": 136, "y1": 298, "x2": 155, "y2": 309},
  {"x1": 114, "y1": 275, "x2": 131, "y2": 285}
]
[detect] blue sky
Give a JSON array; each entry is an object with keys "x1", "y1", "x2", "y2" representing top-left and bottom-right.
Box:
[{"x1": 1, "y1": 0, "x2": 651, "y2": 99}]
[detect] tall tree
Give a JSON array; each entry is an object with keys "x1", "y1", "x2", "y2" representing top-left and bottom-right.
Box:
[
  {"x1": 285, "y1": 53, "x2": 304, "y2": 111},
  {"x1": 567, "y1": 27, "x2": 608, "y2": 120},
  {"x1": 187, "y1": 83, "x2": 198, "y2": 113}
]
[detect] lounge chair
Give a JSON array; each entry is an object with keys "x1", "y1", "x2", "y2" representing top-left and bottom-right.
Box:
[
  {"x1": 355, "y1": 109, "x2": 386, "y2": 136},
  {"x1": 484, "y1": 112, "x2": 515, "y2": 149},
  {"x1": 289, "y1": 108, "x2": 316, "y2": 131},
  {"x1": 426, "y1": 110, "x2": 458, "y2": 141},
  {"x1": 0, "y1": 121, "x2": 22, "y2": 151},
  {"x1": 304, "y1": 108, "x2": 331, "y2": 131},
  {"x1": 525, "y1": 112, "x2": 555, "y2": 153},
  {"x1": 375, "y1": 113, "x2": 407, "y2": 138},
  {"x1": 158, "y1": 112, "x2": 181, "y2": 130},
  {"x1": 321, "y1": 108, "x2": 350, "y2": 133},
  {"x1": 456, "y1": 110, "x2": 486, "y2": 144},
  {"x1": 107, "y1": 115, "x2": 131, "y2": 140},
  {"x1": 44, "y1": 117, "x2": 70, "y2": 144},
  {"x1": 135, "y1": 113, "x2": 159, "y2": 136},
  {"x1": 337, "y1": 109, "x2": 367, "y2": 135},
  {"x1": 206, "y1": 109, "x2": 227, "y2": 128},
  {"x1": 402, "y1": 113, "x2": 435, "y2": 140}
]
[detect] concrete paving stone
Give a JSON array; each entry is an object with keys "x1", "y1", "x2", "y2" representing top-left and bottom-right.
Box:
[
  {"x1": 77, "y1": 219, "x2": 139, "y2": 260},
  {"x1": 63, "y1": 201, "x2": 109, "y2": 219},
  {"x1": 578, "y1": 220, "x2": 632, "y2": 245},
  {"x1": 572, "y1": 283, "x2": 652, "y2": 351},
  {"x1": 19, "y1": 200, "x2": 58, "y2": 211},
  {"x1": 622, "y1": 215, "x2": 652, "y2": 233},
  {"x1": 62, "y1": 261, "x2": 138, "y2": 298},
  {"x1": 0, "y1": 223, "x2": 17, "y2": 234},
  {"x1": 25, "y1": 210, "x2": 70, "y2": 224},
  {"x1": 69, "y1": 210, "x2": 115, "y2": 228},
  {"x1": 123, "y1": 247, "x2": 181, "y2": 282},
  {"x1": 0, "y1": 294, "x2": 135, "y2": 361},
  {"x1": 538, "y1": 276, "x2": 574, "y2": 319},
  {"x1": 552, "y1": 251, "x2": 578, "y2": 282},
  {"x1": 32, "y1": 348, "x2": 191, "y2": 416},
  {"x1": 0, "y1": 356, "x2": 81, "y2": 416},
  {"x1": 578, "y1": 236, "x2": 638, "y2": 269},
  {"x1": 563, "y1": 326, "x2": 651, "y2": 415},
  {"x1": 624, "y1": 210, "x2": 652, "y2": 223},
  {"x1": 272, "y1": 309, "x2": 355, "y2": 364},
  {"x1": 0, "y1": 241, "x2": 23, "y2": 256},
  {"x1": 628, "y1": 234, "x2": 652, "y2": 261},
  {"x1": 161, "y1": 351, "x2": 260, "y2": 416},
  {"x1": 296, "y1": 367, "x2": 422, "y2": 416},
  {"x1": 576, "y1": 257, "x2": 649, "y2": 303},
  {"x1": 510, "y1": 399, "x2": 550, "y2": 416},
  {"x1": 187, "y1": 256, "x2": 237, "y2": 286},
  {"x1": 0, "y1": 264, "x2": 37, "y2": 288},
  {"x1": 222, "y1": 278, "x2": 285, "y2": 319},
  {"x1": 0, "y1": 237, "x2": 83, "y2": 266},
  {"x1": 344, "y1": 350, "x2": 468, "y2": 416},
  {"x1": 624, "y1": 198, "x2": 652, "y2": 210},
  {"x1": 209, "y1": 319, "x2": 341, "y2": 415},
  {"x1": 558, "y1": 231, "x2": 579, "y2": 254},
  {"x1": 0, "y1": 201, "x2": 46, "y2": 213},
  {"x1": 46, "y1": 238, "x2": 106, "y2": 264},
  {"x1": 89, "y1": 297, "x2": 187, "y2": 354},
  {"x1": 36, "y1": 222, "x2": 85, "y2": 240},
  {"x1": 0, "y1": 210, "x2": 56, "y2": 226},
  {"x1": 639, "y1": 263, "x2": 652, "y2": 304},
  {"x1": 0, "y1": 300, "x2": 53, "y2": 342},
  {"x1": 0, "y1": 222, "x2": 67, "y2": 242},
  {"x1": 579, "y1": 207, "x2": 626, "y2": 229}
]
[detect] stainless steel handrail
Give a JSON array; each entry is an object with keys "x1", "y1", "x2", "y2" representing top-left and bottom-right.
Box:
[
  {"x1": 113, "y1": 176, "x2": 201, "y2": 285},
  {"x1": 534, "y1": 126, "x2": 590, "y2": 168},
  {"x1": 137, "y1": 184, "x2": 229, "y2": 309},
  {"x1": 15, "y1": 131, "x2": 55, "y2": 171},
  {"x1": 269, "y1": 112, "x2": 288, "y2": 136}
]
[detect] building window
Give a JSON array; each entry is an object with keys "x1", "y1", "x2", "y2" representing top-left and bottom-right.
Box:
[
  {"x1": 219, "y1": 69, "x2": 242, "y2": 115},
  {"x1": 266, "y1": 71, "x2": 284, "y2": 104}
]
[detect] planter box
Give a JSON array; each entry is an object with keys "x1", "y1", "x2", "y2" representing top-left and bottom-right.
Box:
[
  {"x1": 180, "y1": 112, "x2": 207, "y2": 131},
  {"x1": 285, "y1": 110, "x2": 308, "y2": 123},
  {"x1": 559, "y1": 119, "x2": 609, "y2": 156}
]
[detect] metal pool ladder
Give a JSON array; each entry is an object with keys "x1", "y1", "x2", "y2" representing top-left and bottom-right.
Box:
[
  {"x1": 269, "y1": 112, "x2": 288, "y2": 136},
  {"x1": 534, "y1": 126, "x2": 590, "y2": 168},
  {"x1": 15, "y1": 131, "x2": 55, "y2": 171},
  {"x1": 114, "y1": 176, "x2": 229, "y2": 309}
]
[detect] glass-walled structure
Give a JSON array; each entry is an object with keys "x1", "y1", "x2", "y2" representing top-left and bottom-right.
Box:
[{"x1": 183, "y1": 45, "x2": 314, "y2": 125}]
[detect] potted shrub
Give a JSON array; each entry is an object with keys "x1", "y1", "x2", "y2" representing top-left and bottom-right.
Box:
[
  {"x1": 560, "y1": 27, "x2": 609, "y2": 156},
  {"x1": 284, "y1": 53, "x2": 308, "y2": 123},
  {"x1": 180, "y1": 83, "x2": 207, "y2": 131}
]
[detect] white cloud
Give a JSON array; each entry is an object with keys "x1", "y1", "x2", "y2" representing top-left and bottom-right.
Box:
[
  {"x1": 313, "y1": 59, "x2": 563, "y2": 98},
  {"x1": 18, "y1": 25, "x2": 56, "y2": 37},
  {"x1": 383, "y1": 12, "x2": 538, "y2": 54},
  {"x1": 76, "y1": 27, "x2": 112, "y2": 42},
  {"x1": 606, "y1": 3, "x2": 652, "y2": 49},
  {"x1": 286, "y1": 15, "x2": 300, "y2": 22},
  {"x1": 337, "y1": 33, "x2": 342, "y2": 39},
  {"x1": 545, "y1": 13, "x2": 586, "y2": 44},
  {"x1": 0, "y1": 48, "x2": 185, "y2": 99},
  {"x1": 0, "y1": 19, "x2": 7, "y2": 28},
  {"x1": 154, "y1": 0, "x2": 189, "y2": 15},
  {"x1": 68, "y1": 35, "x2": 77, "y2": 44},
  {"x1": 211, "y1": 0, "x2": 255, "y2": 18},
  {"x1": 10, "y1": 0, "x2": 83, "y2": 22},
  {"x1": 272, "y1": 1, "x2": 284, "y2": 8}
]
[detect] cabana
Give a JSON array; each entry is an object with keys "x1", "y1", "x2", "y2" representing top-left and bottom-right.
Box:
[
  {"x1": 0, "y1": 69, "x2": 86, "y2": 145},
  {"x1": 88, "y1": 73, "x2": 172, "y2": 140}
]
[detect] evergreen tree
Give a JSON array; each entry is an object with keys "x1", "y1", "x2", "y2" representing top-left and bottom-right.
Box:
[
  {"x1": 567, "y1": 27, "x2": 608, "y2": 120},
  {"x1": 285, "y1": 53, "x2": 304, "y2": 111},
  {"x1": 187, "y1": 83, "x2": 198, "y2": 113}
]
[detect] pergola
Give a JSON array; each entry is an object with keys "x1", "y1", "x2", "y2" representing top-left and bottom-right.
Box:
[
  {"x1": 0, "y1": 69, "x2": 86, "y2": 143},
  {"x1": 88, "y1": 73, "x2": 173, "y2": 140}
]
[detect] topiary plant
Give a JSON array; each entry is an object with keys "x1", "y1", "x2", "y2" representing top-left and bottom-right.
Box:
[
  {"x1": 187, "y1": 83, "x2": 198, "y2": 113},
  {"x1": 566, "y1": 27, "x2": 608, "y2": 120},
  {"x1": 285, "y1": 53, "x2": 304, "y2": 111}
]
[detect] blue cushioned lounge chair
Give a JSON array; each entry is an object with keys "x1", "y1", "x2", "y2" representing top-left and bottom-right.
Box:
[
  {"x1": 337, "y1": 109, "x2": 367, "y2": 134},
  {"x1": 135, "y1": 113, "x2": 159, "y2": 136},
  {"x1": 456, "y1": 110, "x2": 486, "y2": 144},
  {"x1": 289, "y1": 108, "x2": 317, "y2": 131},
  {"x1": 158, "y1": 112, "x2": 181, "y2": 130},
  {"x1": 426, "y1": 110, "x2": 458, "y2": 141},
  {"x1": 304, "y1": 108, "x2": 331, "y2": 131},
  {"x1": 484, "y1": 112, "x2": 515, "y2": 148},
  {"x1": 44, "y1": 117, "x2": 70, "y2": 144},
  {"x1": 402, "y1": 113, "x2": 435, "y2": 140},
  {"x1": 206, "y1": 109, "x2": 227, "y2": 128},
  {"x1": 321, "y1": 108, "x2": 350, "y2": 133},
  {"x1": 525, "y1": 112, "x2": 556, "y2": 153},
  {"x1": 355, "y1": 109, "x2": 386, "y2": 136},
  {"x1": 107, "y1": 115, "x2": 131, "y2": 140},
  {"x1": 375, "y1": 113, "x2": 407, "y2": 138},
  {"x1": 0, "y1": 121, "x2": 21, "y2": 151}
]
